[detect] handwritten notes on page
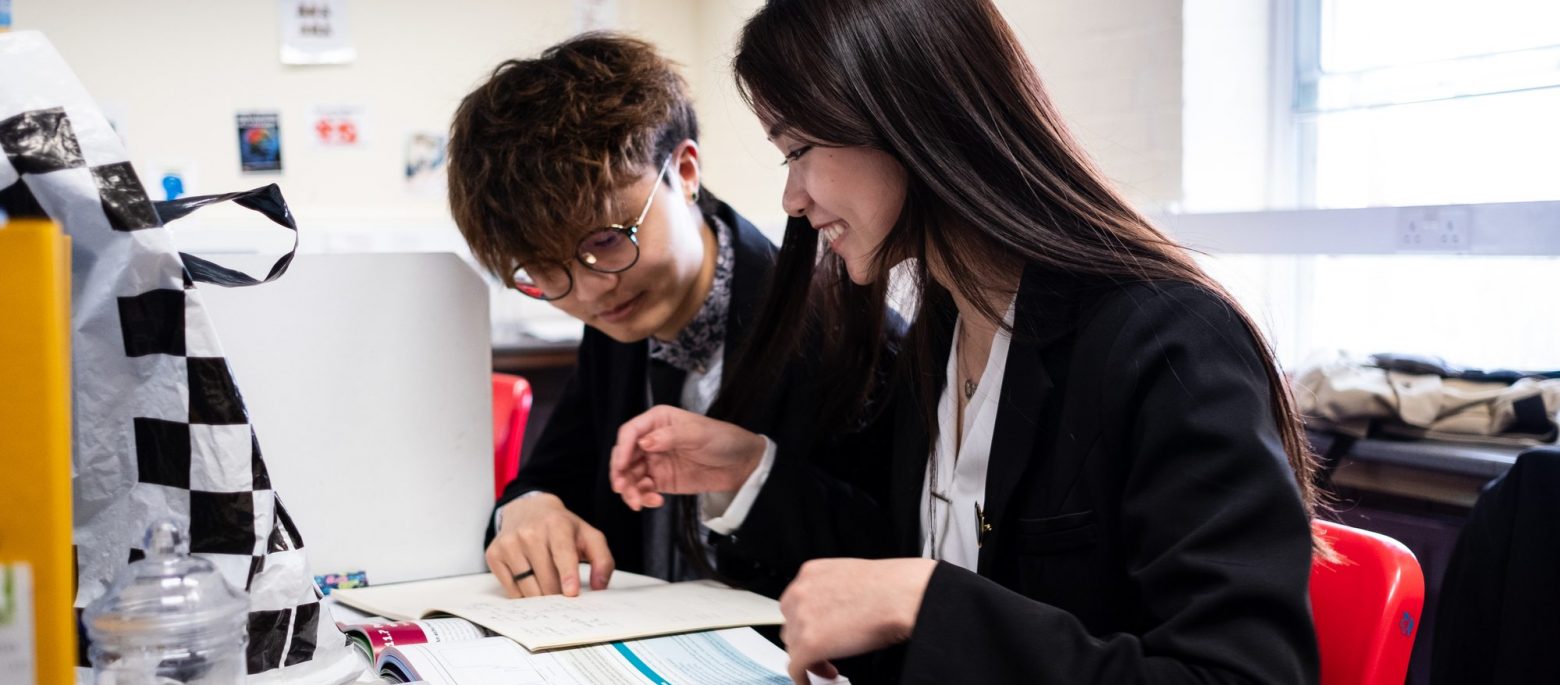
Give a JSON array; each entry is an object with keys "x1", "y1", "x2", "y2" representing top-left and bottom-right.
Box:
[
  {"x1": 331, "y1": 565, "x2": 662, "y2": 621},
  {"x1": 443, "y1": 580, "x2": 784, "y2": 651}
]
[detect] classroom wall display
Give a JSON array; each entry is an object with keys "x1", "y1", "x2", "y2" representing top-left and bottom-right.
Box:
[
  {"x1": 403, "y1": 130, "x2": 445, "y2": 195},
  {"x1": 237, "y1": 111, "x2": 283, "y2": 173},
  {"x1": 574, "y1": 0, "x2": 619, "y2": 33},
  {"x1": 309, "y1": 105, "x2": 364, "y2": 148},
  {"x1": 0, "y1": 32, "x2": 360, "y2": 683},
  {"x1": 147, "y1": 159, "x2": 199, "y2": 202},
  {"x1": 278, "y1": 0, "x2": 354, "y2": 65}
]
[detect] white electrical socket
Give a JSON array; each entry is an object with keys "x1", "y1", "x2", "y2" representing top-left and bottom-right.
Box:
[{"x1": 1396, "y1": 207, "x2": 1472, "y2": 253}]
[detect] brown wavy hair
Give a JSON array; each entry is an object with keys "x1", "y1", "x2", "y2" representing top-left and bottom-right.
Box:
[
  {"x1": 727, "y1": 0, "x2": 1330, "y2": 551},
  {"x1": 448, "y1": 32, "x2": 717, "y2": 279}
]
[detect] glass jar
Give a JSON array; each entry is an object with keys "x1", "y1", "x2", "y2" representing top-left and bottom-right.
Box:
[{"x1": 84, "y1": 520, "x2": 249, "y2": 684}]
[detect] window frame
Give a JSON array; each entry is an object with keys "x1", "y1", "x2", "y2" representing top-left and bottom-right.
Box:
[{"x1": 1281, "y1": 0, "x2": 1560, "y2": 209}]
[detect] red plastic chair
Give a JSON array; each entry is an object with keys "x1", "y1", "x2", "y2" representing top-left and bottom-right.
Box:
[
  {"x1": 491, "y1": 373, "x2": 533, "y2": 501},
  {"x1": 1309, "y1": 520, "x2": 1425, "y2": 685}
]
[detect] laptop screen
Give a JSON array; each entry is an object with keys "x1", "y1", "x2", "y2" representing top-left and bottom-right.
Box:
[{"x1": 200, "y1": 252, "x2": 492, "y2": 585}]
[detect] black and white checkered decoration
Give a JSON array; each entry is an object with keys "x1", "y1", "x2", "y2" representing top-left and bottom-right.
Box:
[{"x1": 0, "y1": 32, "x2": 355, "y2": 681}]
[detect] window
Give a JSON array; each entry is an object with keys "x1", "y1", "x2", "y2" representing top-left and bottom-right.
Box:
[
  {"x1": 1291, "y1": 0, "x2": 1560, "y2": 207},
  {"x1": 1179, "y1": 3, "x2": 1560, "y2": 373},
  {"x1": 1199, "y1": 253, "x2": 1560, "y2": 371}
]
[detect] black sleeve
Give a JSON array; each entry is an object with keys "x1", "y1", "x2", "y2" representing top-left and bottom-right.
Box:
[
  {"x1": 902, "y1": 285, "x2": 1319, "y2": 684},
  {"x1": 712, "y1": 320, "x2": 904, "y2": 585},
  {"x1": 712, "y1": 400, "x2": 899, "y2": 578},
  {"x1": 483, "y1": 362, "x2": 598, "y2": 547}
]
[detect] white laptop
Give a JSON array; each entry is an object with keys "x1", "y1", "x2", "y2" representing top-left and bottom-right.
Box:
[{"x1": 198, "y1": 252, "x2": 492, "y2": 585}]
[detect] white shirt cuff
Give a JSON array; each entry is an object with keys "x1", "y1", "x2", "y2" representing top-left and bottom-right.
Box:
[{"x1": 701, "y1": 436, "x2": 777, "y2": 535}]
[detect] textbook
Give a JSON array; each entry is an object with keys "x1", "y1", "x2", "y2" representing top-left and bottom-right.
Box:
[
  {"x1": 329, "y1": 567, "x2": 784, "y2": 651},
  {"x1": 370, "y1": 626, "x2": 822, "y2": 685},
  {"x1": 335, "y1": 616, "x2": 830, "y2": 684},
  {"x1": 338, "y1": 617, "x2": 491, "y2": 661}
]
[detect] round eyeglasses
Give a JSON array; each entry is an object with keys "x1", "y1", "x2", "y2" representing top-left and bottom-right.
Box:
[{"x1": 511, "y1": 158, "x2": 672, "y2": 301}]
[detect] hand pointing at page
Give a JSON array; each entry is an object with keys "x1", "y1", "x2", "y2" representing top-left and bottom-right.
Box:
[
  {"x1": 610, "y1": 405, "x2": 769, "y2": 510},
  {"x1": 485, "y1": 493, "x2": 615, "y2": 599}
]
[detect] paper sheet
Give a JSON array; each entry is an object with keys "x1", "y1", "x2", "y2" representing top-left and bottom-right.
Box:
[
  {"x1": 445, "y1": 580, "x2": 784, "y2": 651},
  {"x1": 331, "y1": 566, "x2": 663, "y2": 621}
]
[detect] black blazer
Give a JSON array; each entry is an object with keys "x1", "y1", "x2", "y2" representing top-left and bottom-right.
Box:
[
  {"x1": 486, "y1": 201, "x2": 893, "y2": 597},
  {"x1": 1431, "y1": 447, "x2": 1560, "y2": 685},
  {"x1": 739, "y1": 270, "x2": 1320, "y2": 684}
]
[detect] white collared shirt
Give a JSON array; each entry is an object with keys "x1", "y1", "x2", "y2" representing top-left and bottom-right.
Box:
[
  {"x1": 704, "y1": 302, "x2": 1017, "y2": 546},
  {"x1": 666, "y1": 342, "x2": 724, "y2": 415},
  {"x1": 679, "y1": 345, "x2": 777, "y2": 534},
  {"x1": 919, "y1": 299, "x2": 1015, "y2": 570},
  {"x1": 646, "y1": 342, "x2": 780, "y2": 533}
]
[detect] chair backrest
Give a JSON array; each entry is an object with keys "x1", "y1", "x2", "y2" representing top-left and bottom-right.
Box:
[
  {"x1": 491, "y1": 373, "x2": 533, "y2": 500},
  {"x1": 1309, "y1": 519, "x2": 1426, "y2": 685}
]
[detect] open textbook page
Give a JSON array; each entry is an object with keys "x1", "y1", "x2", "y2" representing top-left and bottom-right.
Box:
[
  {"x1": 379, "y1": 627, "x2": 846, "y2": 685},
  {"x1": 331, "y1": 566, "x2": 784, "y2": 651},
  {"x1": 330, "y1": 566, "x2": 664, "y2": 621}
]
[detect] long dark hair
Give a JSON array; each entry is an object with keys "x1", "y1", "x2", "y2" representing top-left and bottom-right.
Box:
[
  {"x1": 676, "y1": 214, "x2": 890, "y2": 586},
  {"x1": 723, "y1": 0, "x2": 1328, "y2": 546}
]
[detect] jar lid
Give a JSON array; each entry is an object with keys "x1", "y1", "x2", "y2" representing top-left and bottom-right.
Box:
[{"x1": 84, "y1": 519, "x2": 250, "y2": 646}]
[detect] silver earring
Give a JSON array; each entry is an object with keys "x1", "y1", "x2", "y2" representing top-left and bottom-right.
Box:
[{"x1": 690, "y1": 189, "x2": 700, "y2": 203}]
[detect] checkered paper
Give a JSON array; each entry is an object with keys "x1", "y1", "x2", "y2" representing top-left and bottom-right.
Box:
[{"x1": 0, "y1": 32, "x2": 359, "y2": 682}]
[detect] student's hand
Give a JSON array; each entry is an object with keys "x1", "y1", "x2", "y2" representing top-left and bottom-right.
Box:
[
  {"x1": 485, "y1": 492, "x2": 614, "y2": 598},
  {"x1": 609, "y1": 405, "x2": 768, "y2": 510},
  {"x1": 779, "y1": 558, "x2": 937, "y2": 685}
]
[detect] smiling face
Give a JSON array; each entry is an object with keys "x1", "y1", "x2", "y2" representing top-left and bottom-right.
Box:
[
  {"x1": 770, "y1": 132, "x2": 909, "y2": 284},
  {"x1": 535, "y1": 149, "x2": 711, "y2": 343}
]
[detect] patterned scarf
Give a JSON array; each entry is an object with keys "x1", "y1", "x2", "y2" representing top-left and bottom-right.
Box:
[{"x1": 648, "y1": 214, "x2": 734, "y2": 374}]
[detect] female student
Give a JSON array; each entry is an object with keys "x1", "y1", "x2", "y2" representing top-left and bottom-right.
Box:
[
  {"x1": 449, "y1": 33, "x2": 890, "y2": 601},
  {"x1": 608, "y1": 0, "x2": 1326, "y2": 682}
]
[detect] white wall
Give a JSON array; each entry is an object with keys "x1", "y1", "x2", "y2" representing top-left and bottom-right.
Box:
[
  {"x1": 999, "y1": 0, "x2": 1184, "y2": 212},
  {"x1": 684, "y1": 0, "x2": 786, "y2": 230},
  {"x1": 1182, "y1": 0, "x2": 1274, "y2": 212},
  {"x1": 20, "y1": 0, "x2": 1185, "y2": 332},
  {"x1": 699, "y1": 0, "x2": 1189, "y2": 229},
  {"x1": 22, "y1": 0, "x2": 700, "y2": 230},
  {"x1": 20, "y1": 0, "x2": 704, "y2": 329},
  {"x1": 21, "y1": 0, "x2": 1183, "y2": 226}
]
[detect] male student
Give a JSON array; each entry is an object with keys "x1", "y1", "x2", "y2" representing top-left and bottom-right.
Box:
[{"x1": 448, "y1": 33, "x2": 892, "y2": 600}]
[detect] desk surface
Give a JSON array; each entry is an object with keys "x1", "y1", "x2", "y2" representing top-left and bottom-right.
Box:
[{"x1": 493, "y1": 337, "x2": 579, "y2": 372}]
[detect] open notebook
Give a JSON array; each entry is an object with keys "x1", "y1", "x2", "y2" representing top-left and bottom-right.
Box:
[{"x1": 329, "y1": 567, "x2": 783, "y2": 652}]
